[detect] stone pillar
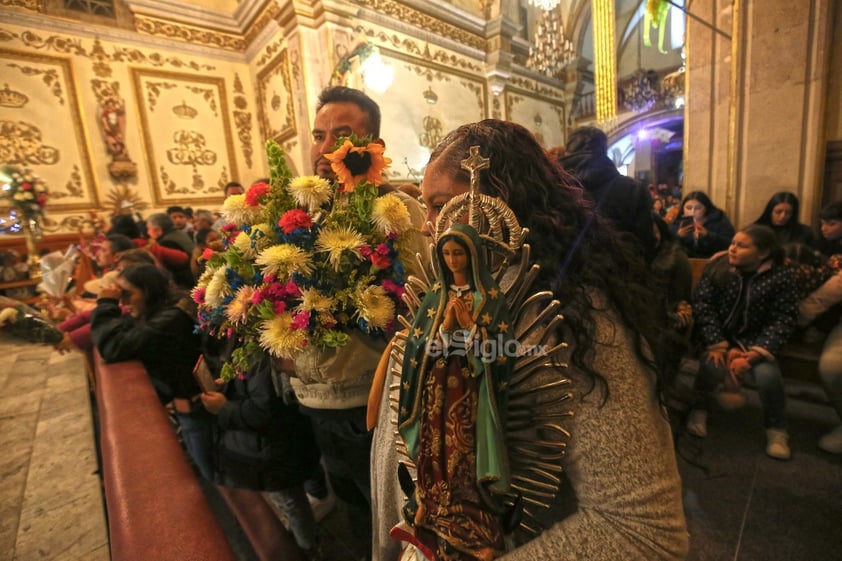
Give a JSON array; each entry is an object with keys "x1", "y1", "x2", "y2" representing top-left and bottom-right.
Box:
[{"x1": 684, "y1": 0, "x2": 834, "y2": 228}]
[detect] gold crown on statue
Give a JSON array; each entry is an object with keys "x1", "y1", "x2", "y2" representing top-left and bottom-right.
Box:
[
  {"x1": 0, "y1": 84, "x2": 29, "y2": 109},
  {"x1": 433, "y1": 146, "x2": 527, "y2": 253},
  {"x1": 172, "y1": 100, "x2": 197, "y2": 119}
]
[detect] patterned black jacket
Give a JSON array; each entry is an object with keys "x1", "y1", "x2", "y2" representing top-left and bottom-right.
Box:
[{"x1": 693, "y1": 255, "x2": 798, "y2": 358}]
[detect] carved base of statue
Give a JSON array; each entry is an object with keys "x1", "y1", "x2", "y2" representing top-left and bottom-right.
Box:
[{"x1": 108, "y1": 158, "x2": 138, "y2": 179}]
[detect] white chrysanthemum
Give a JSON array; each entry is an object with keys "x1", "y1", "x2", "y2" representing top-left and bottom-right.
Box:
[
  {"x1": 371, "y1": 194, "x2": 412, "y2": 235},
  {"x1": 288, "y1": 176, "x2": 332, "y2": 212},
  {"x1": 221, "y1": 194, "x2": 261, "y2": 225},
  {"x1": 0, "y1": 307, "x2": 19, "y2": 326},
  {"x1": 205, "y1": 267, "x2": 231, "y2": 307},
  {"x1": 259, "y1": 313, "x2": 307, "y2": 358},
  {"x1": 195, "y1": 265, "x2": 216, "y2": 289},
  {"x1": 255, "y1": 244, "x2": 313, "y2": 280},
  {"x1": 297, "y1": 288, "x2": 335, "y2": 313},
  {"x1": 225, "y1": 285, "x2": 256, "y2": 324},
  {"x1": 315, "y1": 225, "x2": 365, "y2": 271},
  {"x1": 354, "y1": 284, "x2": 396, "y2": 330}
]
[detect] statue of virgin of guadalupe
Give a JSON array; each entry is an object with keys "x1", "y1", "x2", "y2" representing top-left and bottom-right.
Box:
[{"x1": 397, "y1": 222, "x2": 515, "y2": 561}]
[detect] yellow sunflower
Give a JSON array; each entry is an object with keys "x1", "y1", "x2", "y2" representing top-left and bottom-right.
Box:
[{"x1": 324, "y1": 140, "x2": 391, "y2": 192}]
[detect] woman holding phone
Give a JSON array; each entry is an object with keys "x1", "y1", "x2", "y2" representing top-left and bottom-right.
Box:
[{"x1": 670, "y1": 191, "x2": 735, "y2": 258}]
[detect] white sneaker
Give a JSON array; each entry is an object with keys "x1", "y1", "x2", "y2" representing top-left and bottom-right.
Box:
[
  {"x1": 766, "y1": 429, "x2": 791, "y2": 460},
  {"x1": 686, "y1": 409, "x2": 707, "y2": 438},
  {"x1": 818, "y1": 425, "x2": 842, "y2": 454},
  {"x1": 307, "y1": 492, "x2": 336, "y2": 522}
]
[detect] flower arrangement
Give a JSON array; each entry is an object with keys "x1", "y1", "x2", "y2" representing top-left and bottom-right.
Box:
[
  {"x1": 0, "y1": 165, "x2": 48, "y2": 223},
  {"x1": 195, "y1": 136, "x2": 411, "y2": 381}
]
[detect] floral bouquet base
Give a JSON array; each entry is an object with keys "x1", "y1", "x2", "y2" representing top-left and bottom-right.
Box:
[{"x1": 0, "y1": 296, "x2": 63, "y2": 344}]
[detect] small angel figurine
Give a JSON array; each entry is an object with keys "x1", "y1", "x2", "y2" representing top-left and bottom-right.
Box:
[{"x1": 397, "y1": 223, "x2": 514, "y2": 561}]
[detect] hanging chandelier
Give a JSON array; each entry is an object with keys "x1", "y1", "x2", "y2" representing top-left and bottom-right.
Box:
[
  {"x1": 528, "y1": 0, "x2": 561, "y2": 10},
  {"x1": 621, "y1": 69, "x2": 659, "y2": 113},
  {"x1": 526, "y1": 7, "x2": 575, "y2": 80}
]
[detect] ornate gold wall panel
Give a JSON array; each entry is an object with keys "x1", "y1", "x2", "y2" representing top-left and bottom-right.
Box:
[
  {"x1": 256, "y1": 47, "x2": 296, "y2": 143},
  {"x1": 131, "y1": 69, "x2": 239, "y2": 206},
  {"x1": 133, "y1": 14, "x2": 246, "y2": 51},
  {"x1": 0, "y1": 47, "x2": 99, "y2": 214},
  {"x1": 346, "y1": 0, "x2": 485, "y2": 51}
]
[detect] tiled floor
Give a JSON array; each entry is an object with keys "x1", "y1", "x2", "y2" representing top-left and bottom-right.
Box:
[
  {"x1": 0, "y1": 340, "x2": 108, "y2": 561},
  {"x1": 2, "y1": 340, "x2": 840, "y2": 561}
]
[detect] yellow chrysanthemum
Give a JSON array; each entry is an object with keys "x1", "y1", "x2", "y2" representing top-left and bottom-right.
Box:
[
  {"x1": 354, "y1": 284, "x2": 396, "y2": 330},
  {"x1": 255, "y1": 244, "x2": 313, "y2": 280},
  {"x1": 222, "y1": 194, "x2": 261, "y2": 225},
  {"x1": 205, "y1": 267, "x2": 231, "y2": 307},
  {"x1": 371, "y1": 194, "x2": 412, "y2": 235},
  {"x1": 315, "y1": 225, "x2": 365, "y2": 271},
  {"x1": 259, "y1": 313, "x2": 307, "y2": 358},
  {"x1": 225, "y1": 285, "x2": 256, "y2": 324},
  {"x1": 288, "y1": 176, "x2": 332, "y2": 212},
  {"x1": 233, "y1": 223, "x2": 273, "y2": 257},
  {"x1": 297, "y1": 288, "x2": 335, "y2": 313}
]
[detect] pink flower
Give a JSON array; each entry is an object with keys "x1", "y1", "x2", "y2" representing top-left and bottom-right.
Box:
[
  {"x1": 192, "y1": 287, "x2": 206, "y2": 304},
  {"x1": 291, "y1": 310, "x2": 311, "y2": 330},
  {"x1": 278, "y1": 209, "x2": 313, "y2": 234},
  {"x1": 244, "y1": 182, "x2": 269, "y2": 207},
  {"x1": 201, "y1": 248, "x2": 215, "y2": 260},
  {"x1": 360, "y1": 246, "x2": 373, "y2": 258},
  {"x1": 375, "y1": 243, "x2": 390, "y2": 255},
  {"x1": 273, "y1": 301, "x2": 287, "y2": 314},
  {"x1": 381, "y1": 279, "x2": 404, "y2": 300}
]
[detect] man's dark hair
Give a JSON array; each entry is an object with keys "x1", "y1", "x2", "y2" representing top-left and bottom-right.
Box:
[
  {"x1": 166, "y1": 206, "x2": 185, "y2": 215},
  {"x1": 565, "y1": 126, "x2": 609, "y2": 155},
  {"x1": 224, "y1": 182, "x2": 244, "y2": 197},
  {"x1": 108, "y1": 214, "x2": 141, "y2": 239},
  {"x1": 316, "y1": 86, "x2": 381, "y2": 138},
  {"x1": 105, "y1": 234, "x2": 136, "y2": 254},
  {"x1": 820, "y1": 201, "x2": 842, "y2": 221}
]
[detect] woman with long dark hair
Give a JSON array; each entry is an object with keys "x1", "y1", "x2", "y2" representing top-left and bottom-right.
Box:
[
  {"x1": 670, "y1": 190, "x2": 735, "y2": 258},
  {"x1": 752, "y1": 191, "x2": 814, "y2": 246},
  {"x1": 371, "y1": 120, "x2": 688, "y2": 561},
  {"x1": 91, "y1": 263, "x2": 213, "y2": 478}
]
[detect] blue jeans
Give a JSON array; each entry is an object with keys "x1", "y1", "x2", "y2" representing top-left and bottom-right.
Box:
[
  {"x1": 694, "y1": 358, "x2": 787, "y2": 429},
  {"x1": 266, "y1": 484, "x2": 318, "y2": 550},
  {"x1": 818, "y1": 320, "x2": 842, "y2": 422},
  {"x1": 175, "y1": 408, "x2": 215, "y2": 479}
]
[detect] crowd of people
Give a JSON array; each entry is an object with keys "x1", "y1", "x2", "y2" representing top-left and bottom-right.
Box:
[{"x1": 29, "y1": 86, "x2": 842, "y2": 561}]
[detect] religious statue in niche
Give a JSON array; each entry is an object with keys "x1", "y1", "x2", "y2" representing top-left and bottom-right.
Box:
[{"x1": 99, "y1": 96, "x2": 137, "y2": 179}]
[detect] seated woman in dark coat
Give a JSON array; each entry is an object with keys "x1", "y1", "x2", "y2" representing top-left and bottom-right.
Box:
[
  {"x1": 752, "y1": 191, "x2": 814, "y2": 246},
  {"x1": 670, "y1": 190, "x2": 736, "y2": 258}
]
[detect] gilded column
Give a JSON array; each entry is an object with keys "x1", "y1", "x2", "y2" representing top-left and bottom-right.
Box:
[{"x1": 591, "y1": 0, "x2": 617, "y2": 126}]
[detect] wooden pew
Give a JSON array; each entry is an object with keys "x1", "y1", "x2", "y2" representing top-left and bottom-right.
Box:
[{"x1": 94, "y1": 352, "x2": 237, "y2": 561}]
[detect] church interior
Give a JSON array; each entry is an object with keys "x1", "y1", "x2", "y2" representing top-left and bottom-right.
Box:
[{"x1": 0, "y1": 0, "x2": 841, "y2": 560}]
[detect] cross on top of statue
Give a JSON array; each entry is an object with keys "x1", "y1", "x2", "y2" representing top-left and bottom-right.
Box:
[{"x1": 461, "y1": 146, "x2": 489, "y2": 230}]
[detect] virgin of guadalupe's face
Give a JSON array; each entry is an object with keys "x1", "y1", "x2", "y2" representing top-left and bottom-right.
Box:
[{"x1": 441, "y1": 239, "x2": 469, "y2": 278}]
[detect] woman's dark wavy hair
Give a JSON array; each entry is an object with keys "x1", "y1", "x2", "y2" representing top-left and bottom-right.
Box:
[
  {"x1": 427, "y1": 119, "x2": 682, "y2": 403},
  {"x1": 753, "y1": 191, "x2": 803, "y2": 230},
  {"x1": 678, "y1": 190, "x2": 719, "y2": 217},
  {"x1": 118, "y1": 263, "x2": 178, "y2": 320}
]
